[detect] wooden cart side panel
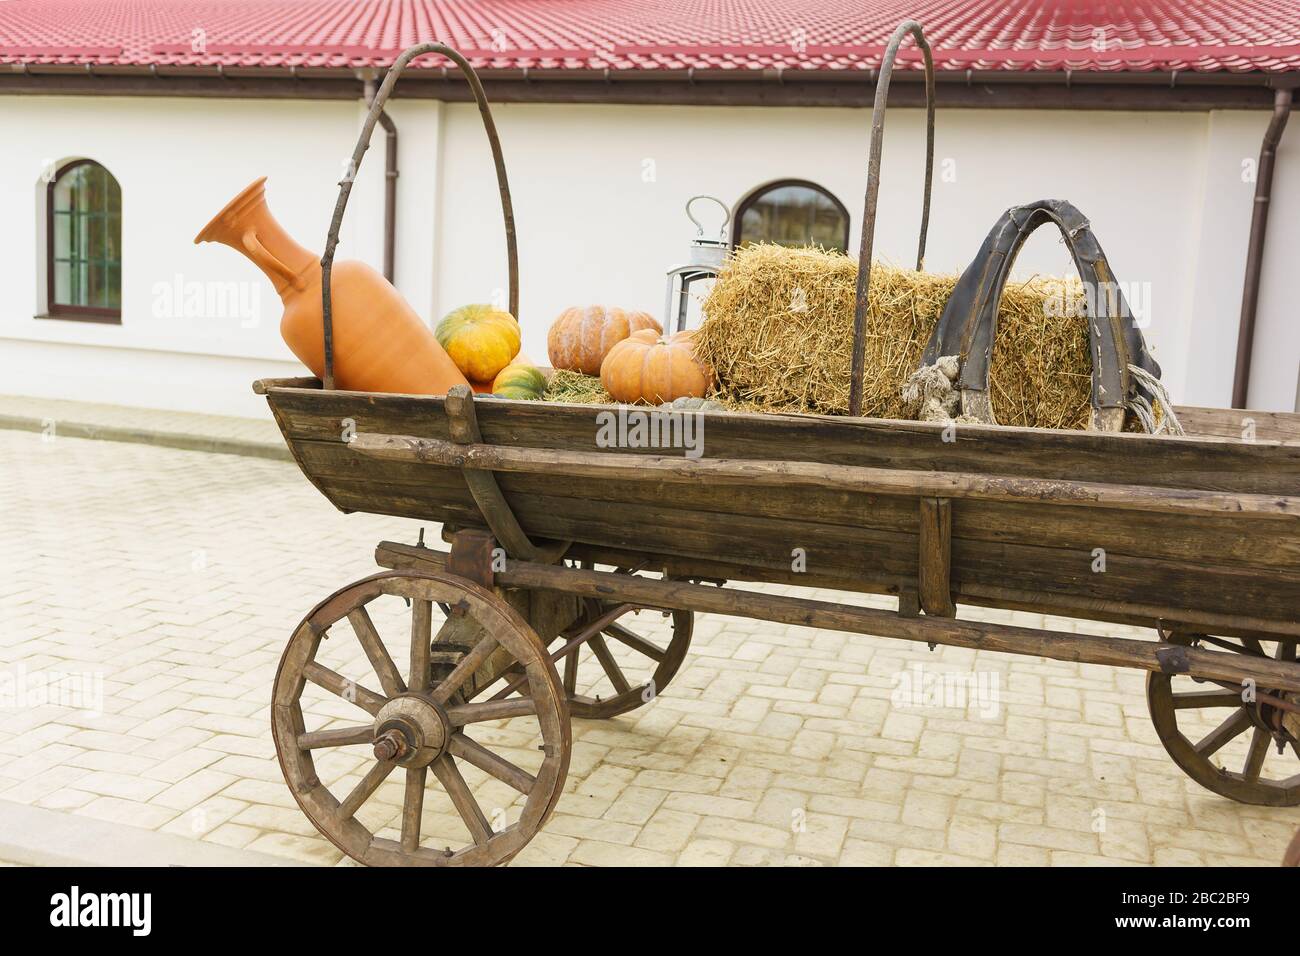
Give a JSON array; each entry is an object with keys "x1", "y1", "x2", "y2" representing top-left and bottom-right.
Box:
[
  {"x1": 289, "y1": 436, "x2": 1300, "y2": 573},
  {"x1": 476, "y1": 402, "x2": 1300, "y2": 494},
  {"x1": 286, "y1": 439, "x2": 1299, "y2": 623},
  {"x1": 267, "y1": 387, "x2": 1300, "y2": 494},
  {"x1": 266, "y1": 388, "x2": 1300, "y2": 622},
  {"x1": 1175, "y1": 405, "x2": 1300, "y2": 444}
]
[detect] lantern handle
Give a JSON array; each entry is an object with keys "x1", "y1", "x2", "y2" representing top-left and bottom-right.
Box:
[
  {"x1": 686, "y1": 195, "x2": 731, "y2": 242},
  {"x1": 847, "y1": 20, "x2": 936, "y2": 416},
  {"x1": 320, "y1": 43, "x2": 518, "y2": 390}
]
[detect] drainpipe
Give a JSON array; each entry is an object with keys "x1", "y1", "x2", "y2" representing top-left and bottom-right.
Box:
[
  {"x1": 361, "y1": 75, "x2": 399, "y2": 283},
  {"x1": 1231, "y1": 87, "x2": 1292, "y2": 408}
]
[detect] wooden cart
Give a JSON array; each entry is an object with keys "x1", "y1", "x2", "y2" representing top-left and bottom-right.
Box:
[{"x1": 255, "y1": 31, "x2": 1300, "y2": 867}]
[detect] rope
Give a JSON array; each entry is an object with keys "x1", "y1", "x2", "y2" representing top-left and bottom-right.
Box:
[{"x1": 1125, "y1": 365, "x2": 1184, "y2": 436}]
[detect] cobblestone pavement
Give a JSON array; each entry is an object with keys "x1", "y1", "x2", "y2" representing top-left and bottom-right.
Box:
[{"x1": 1, "y1": 428, "x2": 1296, "y2": 866}]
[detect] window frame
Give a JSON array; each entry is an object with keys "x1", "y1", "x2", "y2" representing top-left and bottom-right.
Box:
[
  {"x1": 43, "y1": 159, "x2": 122, "y2": 324},
  {"x1": 731, "y1": 178, "x2": 851, "y2": 252}
]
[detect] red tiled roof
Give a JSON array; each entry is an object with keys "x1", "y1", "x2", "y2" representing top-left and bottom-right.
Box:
[{"x1": 1, "y1": 0, "x2": 1299, "y2": 74}]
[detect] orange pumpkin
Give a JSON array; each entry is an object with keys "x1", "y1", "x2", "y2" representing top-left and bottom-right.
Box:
[
  {"x1": 600, "y1": 329, "x2": 713, "y2": 404},
  {"x1": 548, "y1": 306, "x2": 661, "y2": 376}
]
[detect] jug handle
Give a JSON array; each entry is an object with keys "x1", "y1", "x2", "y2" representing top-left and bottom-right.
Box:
[
  {"x1": 319, "y1": 43, "x2": 518, "y2": 390},
  {"x1": 242, "y1": 229, "x2": 305, "y2": 293}
]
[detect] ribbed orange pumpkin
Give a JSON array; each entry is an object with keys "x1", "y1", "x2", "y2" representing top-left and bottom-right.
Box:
[
  {"x1": 548, "y1": 306, "x2": 661, "y2": 376},
  {"x1": 600, "y1": 329, "x2": 713, "y2": 404}
]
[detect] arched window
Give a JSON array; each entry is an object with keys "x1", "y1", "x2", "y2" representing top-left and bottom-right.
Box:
[
  {"x1": 732, "y1": 179, "x2": 849, "y2": 252},
  {"x1": 47, "y1": 160, "x2": 121, "y2": 321}
]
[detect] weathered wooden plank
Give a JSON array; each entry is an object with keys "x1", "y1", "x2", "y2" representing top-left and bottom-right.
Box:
[
  {"x1": 950, "y1": 536, "x2": 1296, "y2": 622},
  {"x1": 310, "y1": 470, "x2": 920, "y2": 584},
  {"x1": 473, "y1": 400, "x2": 1299, "y2": 495},
  {"x1": 350, "y1": 433, "x2": 1300, "y2": 519},
  {"x1": 291, "y1": 437, "x2": 1300, "y2": 572},
  {"x1": 297, "y1": 460, "x2": 1297, "y2": 622},
  {"x1": 377, "y1": 540, "x2": 1300, "y2": 638},
  {"x1": 424, "y1": 490, "x2": 1296, "y2": 622},
  {"x1": 253, "y1": 376, "x2": 320, "y2": 395},
  {"x1": 1176, "y1": 405, "x2": 1300, "y2": 444},
  {"x1": 474, "y1": 556, "x2": 1300, "y2": 693},
  {"x1": 951, "y1": 499, "x2": 1300, "y2": 571},
  {"x1": 444, "y1": 386, "x2": 567, "y2": 562},
  {"x1": 918, "y1": 498, "x2": 955, "y2": 617},
  {"x1": 265, "y1": 387, "x2": 1300, "y2": 494}
]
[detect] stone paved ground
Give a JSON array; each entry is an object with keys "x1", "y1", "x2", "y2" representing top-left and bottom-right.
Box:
[{"x1": 1, "y1": 427, "x2": 1296, "y2": 866}]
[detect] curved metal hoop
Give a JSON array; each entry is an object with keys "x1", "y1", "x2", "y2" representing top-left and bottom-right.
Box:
[
  {"x1": 920, "y1": 198, "x2": 1162, "y2": 432},
  {"x1": 320, "y1": 44, "x2": 518, "y2": 389},
  {"x1": 848, "y1": 20, "x2": 936, "y2": 416}
]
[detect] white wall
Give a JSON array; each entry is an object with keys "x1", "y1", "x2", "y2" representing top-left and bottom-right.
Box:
[
  {"x1": 0, "y1": 93, "x2": 1294, "y2": 417},
  {"x1": 1246, "y1": 112, "x2": 1300, "y2": 411},
  {"x1": 0, "y1": 94, "x2": 391, "y2": 416}
]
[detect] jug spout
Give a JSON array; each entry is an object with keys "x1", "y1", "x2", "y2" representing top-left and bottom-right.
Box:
[
  {"x1": 197, "y1": 177, "x2": 470, "y2": 396},
  {"x1": 194, "y1": 177, "x2": 317, "y2": 298}
]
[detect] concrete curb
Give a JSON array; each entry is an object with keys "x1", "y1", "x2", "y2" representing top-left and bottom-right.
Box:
[
  {"x1": 0, "y1": 414, "x2": 291, "y2": 462},
  {"x1": 0, "y1": 800, "x2": 305, "y2": 867}
]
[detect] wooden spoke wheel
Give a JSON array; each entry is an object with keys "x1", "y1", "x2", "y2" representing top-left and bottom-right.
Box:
[
  {"x1": 465, "y1": 591, "x2": 693, "y2": 721},
  {"x1": 558, "y1": 598, "x2": 693, "y2": 719},
  {"x1": 272, "y1": 571, "x2": 570, "y2": 866},
  {"x1": 1147, "y1": 631, "x2": 1300, "y2": 806}
]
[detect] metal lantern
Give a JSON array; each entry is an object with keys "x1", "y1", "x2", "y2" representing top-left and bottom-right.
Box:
[{"x1": 664, "y1": 195, "x2": 731, "y2": 332}]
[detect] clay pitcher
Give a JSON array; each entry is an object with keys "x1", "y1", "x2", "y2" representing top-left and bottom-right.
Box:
[{"x1": 195, "y1": 177, "x2": 468, "y2": 395}]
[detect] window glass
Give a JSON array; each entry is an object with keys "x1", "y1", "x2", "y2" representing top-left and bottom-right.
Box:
[
  {"x1": 735, "y1": 182, "x2": 848, "y2": 251},
  {"x1": 50, "y1": 162, "x2": 121, "y2": 312}
]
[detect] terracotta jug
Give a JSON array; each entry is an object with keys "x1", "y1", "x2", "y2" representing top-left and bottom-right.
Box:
[{"x1": 195, "y1": 177, "x2": 468, "y2": 395}]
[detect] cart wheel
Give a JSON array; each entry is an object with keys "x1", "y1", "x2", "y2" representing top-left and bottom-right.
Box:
[
  {"x1": 272, "y1": 570, "x2": 569, "y2": 866},
  {"x1": 466, "y1": 590, "x2": 693, "y2": 720},
  {"x1": 558, "y1": 598, "x2": 693, "y2": 720},
  {"x1": 1147, "y1": 631, "x2": 1300, "y2": 806}
]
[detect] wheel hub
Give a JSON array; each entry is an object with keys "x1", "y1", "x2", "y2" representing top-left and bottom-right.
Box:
[{"x1": 372, "y1": 694, "x2": 449, "y2": 768}]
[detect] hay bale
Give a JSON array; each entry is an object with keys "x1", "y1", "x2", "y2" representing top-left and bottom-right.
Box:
[
  {"x1": 988, "y1": 282, "x2": 1093, "y2": 430},
  {"x1": 696, "y1": 243, "x2": 1092, "y2": 429}
]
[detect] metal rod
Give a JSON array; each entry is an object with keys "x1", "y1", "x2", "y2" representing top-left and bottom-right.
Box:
[
  {"x1": 849, "y1": 21, "x2": 935, "y2": 417},
  {"x1": 1231, "y1": 87, "x2": 1293, "y2": 409},
  {"x1": 321, "y1": 44, "x2": 518, "y2": 389}
]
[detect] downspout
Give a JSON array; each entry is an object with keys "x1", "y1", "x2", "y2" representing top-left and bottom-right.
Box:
[
  {"x1": 361, "y1": 75, "x2": 399, "y2": 283},
  {"x1": 1231, "y1": 87, "x2": 1292, "y2": 408}
]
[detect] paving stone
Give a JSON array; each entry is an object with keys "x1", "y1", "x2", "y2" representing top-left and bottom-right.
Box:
[
  {"x1": 569, "y1": 839, "x2": 673, "y2": 867},
  {"x1": 634, "y1": 808, "x2": 699, "y2": 852},
  {"x1": 675, "y1": 838, "x2": 736, "y2": 866},
  {"x1": 602, "y1": 786, "x2": 669, "y2": 826},
  {"x1": 76, "y1": 796, "x2": 180, "y2": 830}
]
